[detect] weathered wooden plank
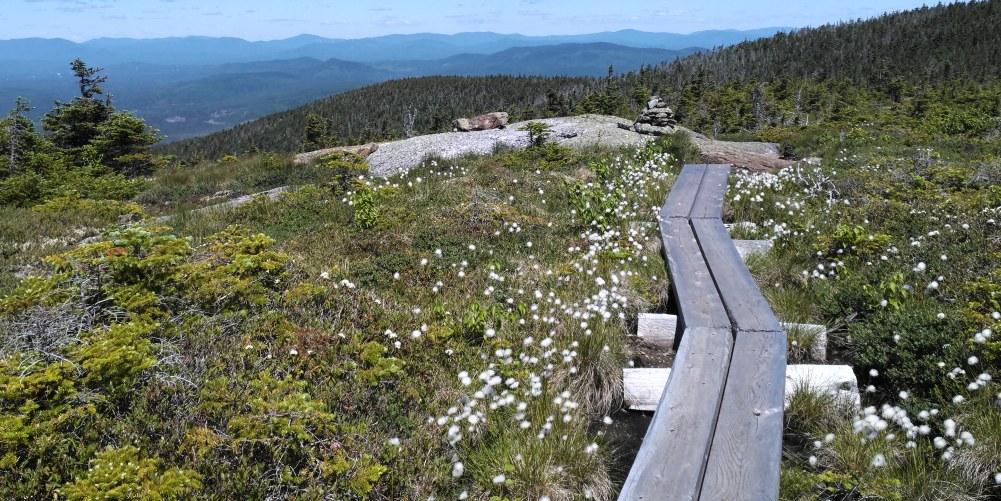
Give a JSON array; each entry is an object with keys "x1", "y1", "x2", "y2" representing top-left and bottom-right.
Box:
[
  {"x1": 690, "y1": 164, "x2": 732, "y2": 219},
  {"x1": 660, "y1": 219, "x2": 730, "y2": 330},
  {"x1": 786, "y1": 364, "x2": 859, "y2": 410},
  {"x1": 701, "y1": 330, "x2": 786, "y2": 501},
  {"x1": 618, "y1": 327, "x2": 734, "y2": 501},
  {"x1": 623, "y1": 364, "x2": 855, "y2": 411},
  {"x1": 733, "y1": 239, "x2": 774, "y2": 260},
  {"x1": 623, "y1": 368, "x2": 671, "y2": 412},
  {"x1": 661, "y1": 164, "x2": 707, "y2": 219},
  {"x1": 692, "y1": 217, "x2": 783, "y2": 332},
  {"x1": 636, "y1": 313, "x2": 678, "y2": 347}
]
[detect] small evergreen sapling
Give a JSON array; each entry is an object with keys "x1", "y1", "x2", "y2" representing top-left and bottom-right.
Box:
[{"x1": 520, "y1": 121, "x2": 552, "y2": 148}]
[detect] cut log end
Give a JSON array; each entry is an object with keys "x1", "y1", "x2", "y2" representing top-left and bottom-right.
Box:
[{"x1": 623, "y1": 364, "x2": 858, "y2": 412}]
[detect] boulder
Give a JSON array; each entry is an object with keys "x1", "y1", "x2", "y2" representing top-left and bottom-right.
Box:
[
  {"x1": 293, "y1": 143, "x2": 379, "y2": 165},
  {"x1": 117, "y1": 212, "x2": 142, "y2": 225},
  {"x1": 453, "y1": 112, "x2": 509, "y2": 132},
  {"x1": 686, "y1": 131, "x2": 793, "y2": 171}
]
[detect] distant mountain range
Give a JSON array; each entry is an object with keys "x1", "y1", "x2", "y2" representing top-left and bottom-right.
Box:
[
  {"x1": 0, "y1": 29, "x2": 787, "y2": 141},
  {"x1": 0, "y1": 29, "x2": 786, "y2": 67},
  {"x1": 375, "y1": 43, "x2": 701, "y2": 76}
]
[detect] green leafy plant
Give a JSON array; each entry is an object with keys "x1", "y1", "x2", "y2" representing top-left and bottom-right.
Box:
[{"x1": 351, "y1": 184, "x2": 380, "y2": 230}]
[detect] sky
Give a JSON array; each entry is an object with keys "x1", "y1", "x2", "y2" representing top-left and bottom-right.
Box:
[{"x1": 3, "y1": 0, "x2": 951, "y2": 41}]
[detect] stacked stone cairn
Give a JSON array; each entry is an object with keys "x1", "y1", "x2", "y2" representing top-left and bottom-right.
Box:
[{"x1": 621, "y1": 96, "x2": 678, "y2": 136}]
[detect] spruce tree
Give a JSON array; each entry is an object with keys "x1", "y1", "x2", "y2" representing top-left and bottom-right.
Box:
[
  {"x1": 303, "y1": 113, "x2": 328, "y2": 151},
  {"x1": 92, "y1": 112, "x2": 160, "y2": 176},
  {"x1": 70, "y1": 59, "x2": 108, "y2": 100},
  {"x1": 4, "y1": 97, "x2": 32, "y2": 174},
  {"x1": 43, "y1": 60, "x2": 113, "y2": 151}
]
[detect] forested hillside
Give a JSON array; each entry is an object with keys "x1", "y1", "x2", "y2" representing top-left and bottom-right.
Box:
[
  {"x1": 611, "y1": 0, "x2": 1001, "y2": 137},
  {"x1": 161, "y1": 76, "x2": 598, "y2": 159},
  {"x1": 638, "y1": 0, "x2": 1001, "y2": 87},
  {"x1": 168, "y1": 1, "x2": 1001, "y2": 160}
]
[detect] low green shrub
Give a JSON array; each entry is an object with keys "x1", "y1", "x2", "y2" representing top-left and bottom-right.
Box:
[
  {"x1": 351, "y1": 183, "x2": 380, "y2": 230},
  {"x1": 319, "y1": 151, "x2": 370, "y2": 193},
  {"x1": 61, "y1": 446, "x2": 201, "y2": 500},
  {"x1": 32, "y1": 195, "x2": 143, "y2": 221}
]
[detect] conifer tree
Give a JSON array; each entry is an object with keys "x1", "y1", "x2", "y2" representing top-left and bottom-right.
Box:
[
  {"x1": 70, "y1": 59, "x2": 108, "y2": 99},
  {"x1": 4, "y1": 97, "x2": 32, "y2": 174},
  {"x1": 303, "y1": 113, "x2": 328, "y2": 151},
  {"x1": 44, "y1": 60, "x2": 113, "y2": 151}
]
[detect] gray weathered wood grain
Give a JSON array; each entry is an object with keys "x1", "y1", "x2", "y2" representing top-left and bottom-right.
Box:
[
  {"x1": 692, "y1": 217, "x2": 783, "y2": 333},
  {"x1": 623, "y1": 364, "x2": 857, "y2": 412},
  {"x1": 785, "y1": 364, "x2": 859, "y2": 411},
  {"x1": 690, "y1": 164, "x2": 732, "y2": 219},
  {"x1": 618, "y1": 327, "x2": 734, "y2": 501},
  {"x1": 661, "y1": 219, "x2": 730, "y2": 330},
  {"x1": 700, "y1": 329, "x2": 786, "y2": 501},
  {"x1": 623, "y1": 163, "x2": 785, "y2": 501},
  {"x1": 623, "y1": 368, "x2": 672, "y2": 411},
  {"x1": 636, "y1": 313, "x2": 678, "y2": 347},
  {"x1": 733, "y1": 239, "x2": 774, "y2": 260},
  {"x1": 661, "y1": 164, "x2": 707, "y2": 219}
]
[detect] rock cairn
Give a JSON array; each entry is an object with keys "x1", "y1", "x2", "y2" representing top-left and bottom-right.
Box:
[
  {"x1": 639, "y1": 96, "x2": 677, "y2": 127},
  {"x1": 619, "y1": 96, "x2": 678, "y2": 136}
]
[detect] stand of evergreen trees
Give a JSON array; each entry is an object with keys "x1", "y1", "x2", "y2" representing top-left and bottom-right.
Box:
[
  {"x1": 598, "y1": 1, "x2": 1001, "y2": 137},
  {"x1": 632, "y1": 0, "x2": 1001, "y2": 90},
  {"x1": 0, "y1": 60, "x2": 159, "y2": 206}
]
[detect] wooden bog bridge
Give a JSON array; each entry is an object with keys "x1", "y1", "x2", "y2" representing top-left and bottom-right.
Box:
[{"x1": 620, "y1": 164, "x2": 787, "y2": 500}]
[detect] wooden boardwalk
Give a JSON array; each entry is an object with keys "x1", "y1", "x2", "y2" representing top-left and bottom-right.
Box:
[{"x1": 619, "y1": 164, "x2": 786, "y2": 501}]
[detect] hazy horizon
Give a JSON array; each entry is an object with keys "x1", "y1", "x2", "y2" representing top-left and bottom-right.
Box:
[
  {"x1": 5, "y1": 27, "x2": 788, "y2": 44},
  {"x1": 4, "y1": 0, "x2": 954, "y2": 42}
]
